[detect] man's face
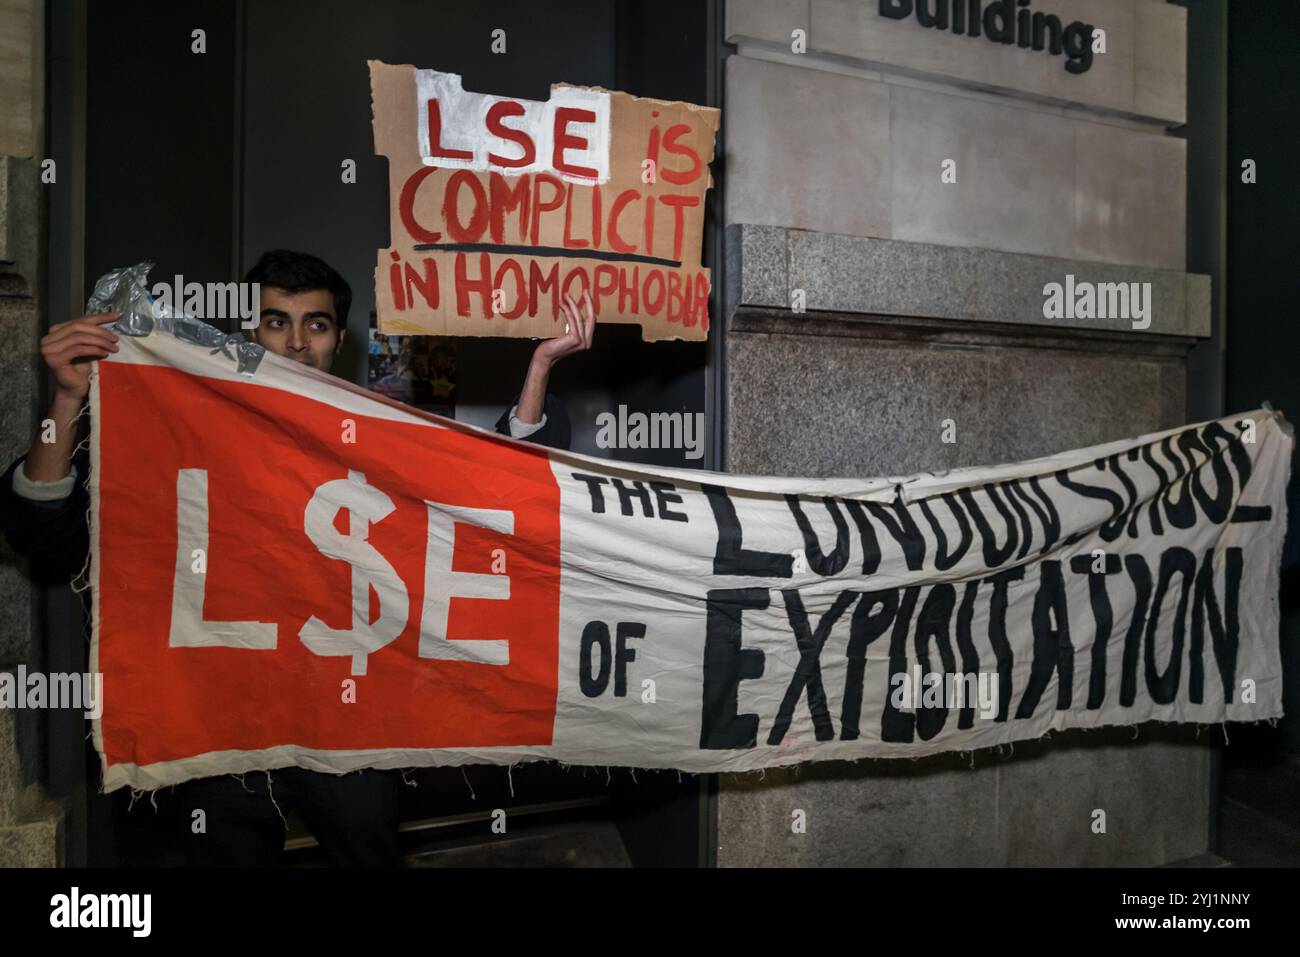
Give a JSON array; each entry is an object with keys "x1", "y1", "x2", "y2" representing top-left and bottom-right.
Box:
[{"x1": 250, "y1": 286, "x2": 345, "y2": 373}]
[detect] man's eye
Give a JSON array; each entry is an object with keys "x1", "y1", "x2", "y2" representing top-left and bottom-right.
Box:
[{"x1": 311, "y1": 322, "x2": 330, "y2": 333}]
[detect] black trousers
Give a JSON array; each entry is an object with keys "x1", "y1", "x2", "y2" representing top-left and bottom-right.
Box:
[{"x1": 178, "y1": 768, "x2": 403, "y2": 867}]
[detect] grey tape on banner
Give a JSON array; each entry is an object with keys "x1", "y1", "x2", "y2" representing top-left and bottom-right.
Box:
[{"x1": 87, "y1": 261, "x2": 266, "y2": 376}]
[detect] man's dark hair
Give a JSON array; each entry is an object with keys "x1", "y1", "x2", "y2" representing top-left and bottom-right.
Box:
[{"x1": 243, "y1": 249, "x2": 352, "y2": 329}]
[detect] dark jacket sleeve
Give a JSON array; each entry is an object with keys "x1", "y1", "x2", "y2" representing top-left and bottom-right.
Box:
[
  {"x1": 494, "y1": 391, "x2": 571, "y2": 452},
  {"x1": 0, "y1": 452, "x2": 91, "y2": 585}
]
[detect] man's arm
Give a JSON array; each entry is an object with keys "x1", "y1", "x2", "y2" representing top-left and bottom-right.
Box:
[
  {"x1": 24, "y1": 312, "x2": 118, "y2": 481},
  {"x1": 494, "y1": 390, "x2": 572, "y2": 451},
  {"x1": 0, "y1": 313, "x2": 118, "y2": 581},
  {"x1": 495, "y1": 291, "x2": 594, "y2": 452},
  {"x1": 0, "y1": 453, "x2": 91, "y2": 583}
]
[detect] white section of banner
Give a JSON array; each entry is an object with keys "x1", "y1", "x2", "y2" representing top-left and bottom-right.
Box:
[{"x1": 542, "y1": 437, "x2": 1288, "y2": 770}]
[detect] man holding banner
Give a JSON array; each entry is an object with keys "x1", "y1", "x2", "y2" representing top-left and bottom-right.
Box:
[{"x1": 0, "y1": 249, "x2": 597, "y2": 866}]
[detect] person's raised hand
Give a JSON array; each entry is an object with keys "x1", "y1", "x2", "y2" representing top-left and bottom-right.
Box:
[
  {"x1": 40, "y1": 313, "x2": 119, "y2": 403},
  {"x1": 532, "y1": 290, "x2": 596, "y2": 368}
]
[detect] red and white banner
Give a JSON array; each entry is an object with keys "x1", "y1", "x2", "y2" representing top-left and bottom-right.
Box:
[{"x1": 91, "y1": 327, "x2": 1290, "y2": 791}]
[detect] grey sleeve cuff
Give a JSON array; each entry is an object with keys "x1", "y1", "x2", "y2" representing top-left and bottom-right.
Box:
[
  {"x1": 507, "y1": 405, "x2": 547, "y2": 439},
  {"x1": 13, "y1": 461, "x2": 77, "y2": 502}
]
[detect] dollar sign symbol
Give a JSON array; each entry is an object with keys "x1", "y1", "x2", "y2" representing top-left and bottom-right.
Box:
[{"x1": 299, "y1": 470, "x2": 408, "y2": 675}]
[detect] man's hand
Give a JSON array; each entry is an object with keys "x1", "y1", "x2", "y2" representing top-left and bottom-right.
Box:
[
  {"x1": 40, "y1": 312, "x2": 119, "y2": 403},
  {"x1": 515, "y1": 291, "x2": 597, "y2": 426},
  {"x1": 21, "y1": 313, "x2": 119, "y2": 484},
  {"x1": 532, "y1": 291, "x2": 596, "y2": 369}
]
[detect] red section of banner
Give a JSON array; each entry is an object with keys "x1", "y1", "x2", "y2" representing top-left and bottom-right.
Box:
[{"x1": 96, "y1": 362, "x2": 561, "y2": 770}]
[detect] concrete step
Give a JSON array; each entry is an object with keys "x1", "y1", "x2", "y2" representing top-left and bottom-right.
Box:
[
  {"x1": 0, "y1": 680, "x2": 66, "y2": 865},
  {"x1": 0, "y1": 694, "x2": 25, "y2": 827},
  {"x1": 0, "y1": 798, "x2": 63, "y2": 866}
]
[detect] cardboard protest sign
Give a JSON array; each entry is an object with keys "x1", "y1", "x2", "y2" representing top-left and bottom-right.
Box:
[
  {"x1": 91, "y1": 326, "x2": 1289, "y2": 791},
  {"x1": 369, "y1": 61, "x2": 720, "y2": 342}
]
